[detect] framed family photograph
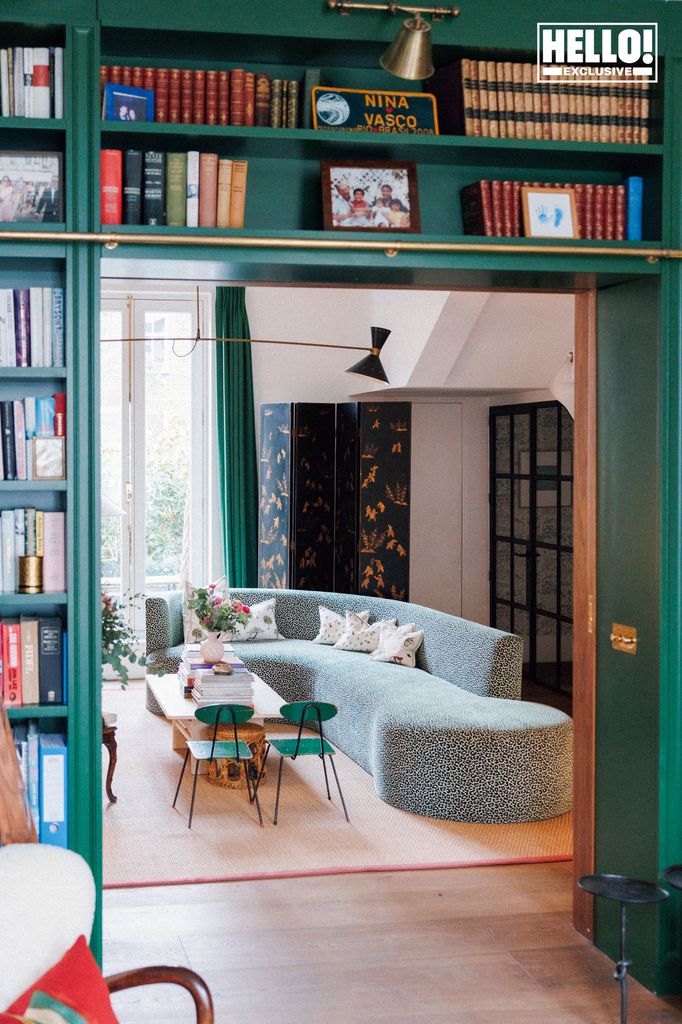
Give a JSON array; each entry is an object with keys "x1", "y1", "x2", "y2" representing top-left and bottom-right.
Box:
[
  {"x1": 321, "y1": 160, "x2": 421, "y2": 232},
  {"x1": 521, "y1": 186, "x2": 578, "y2": 239},
  {"x1": 0, "y1": 151, "x2": 63, "y2": 224},
  {"x1": 102, "y1": 82, "x2": 155, "y2": 122}
]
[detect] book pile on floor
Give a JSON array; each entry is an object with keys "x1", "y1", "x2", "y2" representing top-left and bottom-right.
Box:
[
  {"x1": 0, "y1": 47, "x2": 64, "y2": 119},
  {"x1": 100, "y1": 64, "x2": 319, "y2": 129},
  {"x1": 100, "y1": 149, "x2": 248, "y2": 228},
  {"x1": 0, "y1": 288, "x2": 65, "y2": 366},
  {"x1": 429, "y1": 58, "x2": 653, "y2": 144},
  {"x1": 461, "y1": 176, "x2": 644, "y2": 240}
]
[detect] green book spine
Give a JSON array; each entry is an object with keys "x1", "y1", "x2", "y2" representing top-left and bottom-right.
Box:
[
  {"x1": 166, "y1": 152, "x2": 187, "y2": 227},
  {"x1": 301, "y1": 68, "x2": 320, "y2": 128}
]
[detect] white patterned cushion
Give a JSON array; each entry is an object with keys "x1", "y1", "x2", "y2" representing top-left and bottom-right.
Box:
[
  {"x1": 371, "y1": 625, "x2": 424, "y2": 668},
  {"x1": 313, "y1": 606, "x2": 370, "y2": 645},
  {"x1": 232, "y1": 597, "x2": 284, "y2": 641},
  {"x1": 333, "y1": 611, "x2": 396, "y2": 654}
]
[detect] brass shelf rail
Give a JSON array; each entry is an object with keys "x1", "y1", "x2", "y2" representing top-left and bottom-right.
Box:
[{"x1": 0, "y1": 228, "x2": 676, "y2": 261}]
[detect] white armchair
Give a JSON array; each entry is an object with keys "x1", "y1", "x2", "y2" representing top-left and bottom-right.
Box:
[{"x1": 0, "y1": 843, "x2": 213, "y2": 1021}]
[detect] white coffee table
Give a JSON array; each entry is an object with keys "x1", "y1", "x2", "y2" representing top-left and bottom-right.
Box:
[{"x1": 146, "y1": 672, "x2": 284, "y2": 771}]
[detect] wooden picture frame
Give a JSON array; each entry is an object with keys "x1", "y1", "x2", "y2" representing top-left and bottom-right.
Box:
[
  {"x1": 33, "y1": 436, "x2": 66, "y2": 480},
  {"x1": 321, "y1": 160, "x2": 421, "y2": 233},
  {"x1": 0, "y1": 151, "x2": 63, "y2": 224},
  {"x1": 521, "y1": 186, "x2": 579, "y2": 240}
]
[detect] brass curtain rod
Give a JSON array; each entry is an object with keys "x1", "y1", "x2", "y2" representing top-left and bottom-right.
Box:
[{"x1": 0, "y1": 229, "x2": 669, "y2": 262}]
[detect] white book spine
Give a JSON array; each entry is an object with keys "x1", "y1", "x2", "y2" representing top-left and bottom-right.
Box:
[
  {"x1": 41, "y1": 287, "x2": 52, "y2": 368},
  {"x1": 26, "y1": 438, "x2": 33, "y2": 480},
  {"x1": 29, "y1": 287, "x2": 43, "y2": 367},
  {"x1": 24, "y1": 395, "x2": 36, "y2": 438},
  {"x1": 0, "y1": 289, "x2": 9, "y2": 367},
  {"x1": 24, "y1": 48, "x2": 33, "y2": 119},
  {"x1": 14, "y1": 507, "x2": 25, "y2": 558},
  {"x1": 0, "y1": 51, "x2": 9, "y2": 118},
  {"x1": 186, "y1": 151, "x2": 200, "y2": 228},
  {"x1": 32, "y1": 47, "x2": 50, "y2": 119},
  {"x1": 54, "y1": 48, "x2": 64, "y2": 120},
  {"x1": 1, "y1": 510, "x2": 16, "y2": 593},
  {"x1": 5, "y1": 291, "x2": 16, "y2": 367},
  {"x1": 13, "y1": 401, "x2": 26, "y2": 480},
  {"x1": 13, "y1": 48, "x2": 24, "y2": 118}
]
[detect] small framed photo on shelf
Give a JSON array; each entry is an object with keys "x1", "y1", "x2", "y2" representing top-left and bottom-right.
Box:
[
  {"x1": 521, "y1": 186, "x2": 579, "y2": 240},
  {"x1": 0, "y1": 152, "x2": 63, "y2": 223},
  {"x1": 33, "y1": 436, "x2": 66, "y2": 480},
  {"x1": 102, "y1": 82, "x2": 154, "y2": 122},
  {"x1": 321, "y1": 160, "x2": 420, "y2": 233}
]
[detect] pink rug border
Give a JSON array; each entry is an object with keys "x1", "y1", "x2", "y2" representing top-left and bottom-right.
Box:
[{"x1": 103, "y1": 853, "x2": 573, "y2": 890}]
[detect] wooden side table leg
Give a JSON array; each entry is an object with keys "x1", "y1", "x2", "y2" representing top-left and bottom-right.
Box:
[{"x1": 103, "y1": 726, "x2": 118, "y2": 804}]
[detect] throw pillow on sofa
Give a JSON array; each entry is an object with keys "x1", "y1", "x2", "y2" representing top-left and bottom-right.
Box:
[
  {"x1": 232, "y1": 597, "x2": 284, "y2": 641},
  {"x1": 313, "y1": 606, "x2": 370, "y2": 645},
  {"x1": 334, "y1": 611, "x2": 396, "y2": 654},
  {"x1": 371, "y1": 624, "x2": 424, "y2": 668}
]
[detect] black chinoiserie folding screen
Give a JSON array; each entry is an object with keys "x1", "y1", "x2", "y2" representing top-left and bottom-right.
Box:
[{"x1": 258, "y1": 402, "x2": 411, "y2": 598}]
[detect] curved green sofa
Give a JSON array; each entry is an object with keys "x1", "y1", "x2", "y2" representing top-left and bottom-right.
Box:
[{"x1": 145, "y1": 588, "x2": 573, "y2": 824}]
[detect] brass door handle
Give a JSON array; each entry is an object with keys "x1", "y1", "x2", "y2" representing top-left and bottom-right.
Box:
[
  {"x1": 610, "y1": 624, "x2": 637, "y2": 654},
  {"x1": 609, "y1": 633, "x2": 636, "y2": 645}
]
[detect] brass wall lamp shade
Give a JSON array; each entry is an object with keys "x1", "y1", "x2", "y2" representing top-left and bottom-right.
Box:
[
  {"x1": 327, "y1": 0, "x2": 460, "y2": 80},
  {"x1": 346, "y1": 326, "x2": 391, "y2": 382}
]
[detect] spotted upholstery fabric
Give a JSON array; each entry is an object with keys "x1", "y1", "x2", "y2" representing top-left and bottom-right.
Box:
[{"x1": 144, "y1": 588, "x2": 573, "y2": 822}]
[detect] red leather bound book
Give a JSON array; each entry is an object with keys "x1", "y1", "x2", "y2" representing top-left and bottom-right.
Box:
[
  {"x1": 512, "y1": 180, "x2": 521, "y2": 236},
  {"x1": 583, "y1": 184, "x2": 595, "y2": 239},
  {"x1": 593, "y1": 184, "x2": 607, "y2": 239},
  {"x1": 121, "y1": 65, "x2": 132, "y2": 86},
  {"x1": 255, "y1": 73, "x2": 271, "y2": 127},
  {"x1": 574, "y1": 183, "x2": 585, "y2": 238},
  {"x1": 169, "y1": 68, "x2": 181, "y2": 123},
  {"x1": 155, "y1": 67, "x2": 170, "y2": 123},
  {"x1": 100, "y1": 149, "x2": 123, "y2": 225},
  {"x1": 99, "y1": 65, "x2": 109, "y2": 99},
  {"x1": 501, "y1": 180, "x2": 514, "y2": 236},
  {"x1": 244, "y1": 71, "x2": 255, "y2": 127},
  {"x1": 198, "y1": 152, "x2": 219, "y2": 227},
  {"x1": 604, "y1": 184, "x2": 616, "y2": 239},
  {"x1": 192, "y1": 69, "x2": 206, "y2": 124},
  {"x1": 491, "y1": 179, "x2": 504, "y2": 236},
  {"x1": 614, "y1": 184, "x2": 626, "y2": 240},
  {"x1": 54, "y1": 393, "x2": 66, "y2": 437},
  {"x1": 205, "y1": 69, "x2": 218, "y2": 125},
  {"x1": 143, "y1": 67, "x2": 155, "y2": 92},
  {"x1": 230, "y1": 68, "x2": 245, "y2": 126},
  {"x1": 131, "y1": 66, "x2": 143, "y2": 89},
  {"x1": 181, "y1": 69, "x2": 193, "y2": 124},
  {"x1": 460, "y1": 181, "x2": 493, "y2": 235},
  {"x1": 109, "y1": 65, "x2": 122, "y2": 85},
  {"x1": 218, "y1": 70, "x2": 230, "y2": 126}
]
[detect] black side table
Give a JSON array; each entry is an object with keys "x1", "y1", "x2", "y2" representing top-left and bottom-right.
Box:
[{"x1": 578, "y1": 873, "x2": 668, "y2": 1024}]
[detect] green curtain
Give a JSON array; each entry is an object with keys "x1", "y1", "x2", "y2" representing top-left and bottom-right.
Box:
[{"x1": 215, "y1": 286, "x2": 258, "y2": 587}]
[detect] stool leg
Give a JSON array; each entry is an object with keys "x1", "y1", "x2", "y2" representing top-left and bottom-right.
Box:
[
  {"x1": 273, "y1": 757, "x2": 284, "y2": 825},
  {"x1": 172, "y1": 750, "x2": 189, "y2": 809},
  {"x1": 320, "y1": 753, "x2": 332, "y2": 800},
  {"x1": 103, "y1": 728, "x2": 118, "y2": 804},
  {"x1": 615, "y1": 901, "x2": 631, "y2": 1024},
  {"x1": 188, "y1": 760, "x2": 201, "y2": 830},
  {"x1": 330, "y1": 755, "x2": 350, "y2": 823}
]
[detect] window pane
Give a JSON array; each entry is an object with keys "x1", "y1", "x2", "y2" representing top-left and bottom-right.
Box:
[
  {"x1": 100, "y1": 309, "x2": 123, "y2": 598},
  {"x1": 144, "y1": 313, "x2": 192, "y2": 592}
]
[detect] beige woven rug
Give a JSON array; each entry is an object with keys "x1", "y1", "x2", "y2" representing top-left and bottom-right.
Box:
[{"x1": 102, "y1": 683, "x2": 572, "y2": 887}]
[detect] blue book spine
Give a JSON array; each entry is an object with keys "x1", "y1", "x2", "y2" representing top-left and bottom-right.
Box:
[
  {"x1": 51, "y1": 288, "x2": 64, "y2": 367},
  {"x1": 35, "y1": 396, "x2": 55, "y2": 437},
  {"x1": 626, "y1": 176, "x2": 643, "y2": 241},
  {"x1": 38, "y1": 731, "x2": 67, "y2": 847},
  {"x1": 27, "y1": 720, "x2": 40, "y2": 835}
]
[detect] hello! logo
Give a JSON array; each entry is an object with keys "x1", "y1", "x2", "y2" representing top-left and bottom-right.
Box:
[{"x1": 537, "y1": 23, "x2": 658, "y2": 82}]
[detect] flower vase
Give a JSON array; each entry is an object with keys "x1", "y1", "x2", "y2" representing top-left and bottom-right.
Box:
[{"x1": 200, "y1": 632, "x2": 225, "y2": 665}]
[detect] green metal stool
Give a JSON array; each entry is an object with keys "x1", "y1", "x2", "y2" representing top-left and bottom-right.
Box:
[
  {"x1": 257, "y1": 700, "x2": 350, "y2": 825},
  {"x1": 172, "y1": 703, "x2": 263, "y2": 829}
]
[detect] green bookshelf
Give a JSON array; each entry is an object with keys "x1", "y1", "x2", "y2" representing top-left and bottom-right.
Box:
[{"x1": 8, "y1": 704, "x2": 68, "y2": 720}]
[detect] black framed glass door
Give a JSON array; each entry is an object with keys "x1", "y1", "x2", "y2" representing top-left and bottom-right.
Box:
[{"x1": 490, "y1": 401, "x2": 574, "y2": 695}]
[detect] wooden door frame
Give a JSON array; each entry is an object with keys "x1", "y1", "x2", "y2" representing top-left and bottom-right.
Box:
[{"x1": 572, "y1": 288, "x2": 597, "y2": 938}]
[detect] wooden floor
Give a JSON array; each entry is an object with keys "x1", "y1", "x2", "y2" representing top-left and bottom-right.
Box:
[{"x1": 103, "y1": 862, "x2": 682, "y2": 1023}]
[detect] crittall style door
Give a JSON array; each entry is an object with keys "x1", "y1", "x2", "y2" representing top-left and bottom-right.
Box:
[{"x1": 490, "y1": 401, "x2": 574, "y2": 694}]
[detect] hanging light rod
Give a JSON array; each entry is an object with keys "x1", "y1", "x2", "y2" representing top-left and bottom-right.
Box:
[
  {"x1": 100, "y1": 334, "x2": 368, "y2": 352},
  {"x1": 327, "y1": 0, "x2": 460, "y2": 19}
]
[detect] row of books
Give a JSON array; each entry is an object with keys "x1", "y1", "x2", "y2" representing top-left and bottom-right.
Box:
[
  {"x1": 0, "y1": 47, "x2": 64, "y2": 119},
  {"x1": 100, "y1": 149, "x2": 248, "y2": 229},
  {"x1": 0, "y1": 396, "x2": 66, "y2": 481},
  {"x1": 3, "y1": 615, "x2": 66, "y2": 706},
  {"x1": 101, "y1": 64, "x2": 318, "y2": 129},
  {"x1": 0, "y1": 510, "x2": 66, "y2": 594},
  {"x1": 430, "y1": 59, "x2": 653, "y2": 144},
  {"x1": 12, "y1": 722, "x2": 67, "y2": 845},
  {"x1": 0, "y1": 288, "x2": 65, "y2": 368},
  {"x1": 179, "y1": 646, "x2": 255, "y2": 706},
  {"x1": 460, "y1": 177, "x2": 644, "y2": 241}
]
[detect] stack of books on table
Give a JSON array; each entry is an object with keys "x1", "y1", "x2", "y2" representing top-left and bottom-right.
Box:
[{"x1": 191, "y1": 668, "x2": 255, "y2": 708}]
